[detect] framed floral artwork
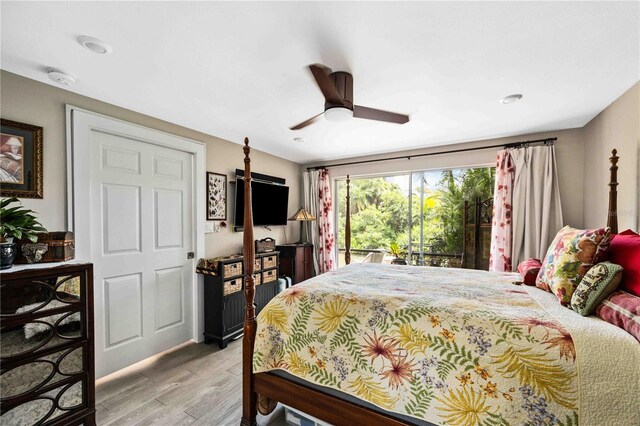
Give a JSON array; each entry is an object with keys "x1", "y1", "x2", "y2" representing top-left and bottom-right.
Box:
[
  {"x1": 0, "y1": 119, "x2": 43, "y2": 198},
  {"x1": 207, "y1": 172, "x2": 227, "y2": 221}
]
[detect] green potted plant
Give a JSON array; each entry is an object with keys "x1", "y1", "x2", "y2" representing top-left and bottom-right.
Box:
[
  {"x1": 389, "y1": 242, "x2": 407, "y2": 265},
  {"x1": 0, "y1": 197, "x2": 47, "y2": 269}
]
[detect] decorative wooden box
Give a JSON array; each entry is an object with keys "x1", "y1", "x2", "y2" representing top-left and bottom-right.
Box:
[
  {"x1": 255, "y1": 237, "x2": 276, "y2": 253},
  {"x1": 15, "y1": 232, "x2": 75, "y2": 264}
]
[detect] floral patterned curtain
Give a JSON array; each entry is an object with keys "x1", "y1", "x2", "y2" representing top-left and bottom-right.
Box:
[
  {"x1": 489, "y1": 150, "x2": 515, "y2": 272},
  {"x1": 316, "y1": 169, "x2": 336, "y2": 273},
  {"x1": 304, "y1": 169, "x2": 336, "y2": 274}
]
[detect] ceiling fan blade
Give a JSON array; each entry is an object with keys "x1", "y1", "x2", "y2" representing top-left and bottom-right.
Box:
[
  {"x1": 290, "y1": 112, "x2": 324, "y2": 130},
  {"x1": 353, "y1": 105, "x2": 409, "y2": 124},
  {"x1": 309, "y1": 64, "x2": 345, "y2": 106}
]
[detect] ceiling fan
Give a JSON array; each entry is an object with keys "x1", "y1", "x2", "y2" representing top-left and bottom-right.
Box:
[{"x1": 290, "y1": 64, "x2": 410, "y2": 130}]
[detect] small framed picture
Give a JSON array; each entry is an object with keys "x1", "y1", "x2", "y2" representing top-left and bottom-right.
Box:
[
  {"x1": 207, "y1": 172, "x2": 227, "y2": 221},
  {"x1": 0, "y1": 119, "x2": 43, "y2": 198}
]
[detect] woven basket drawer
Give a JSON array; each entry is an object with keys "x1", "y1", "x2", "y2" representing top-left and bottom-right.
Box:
[
  {"x1": 223, "y1": 262, "x2": 242, "y2": 278},
  {"x1": 223, "y1": 278, "x2": 242, "y2": 296},
  {"x1": 262, "y1": 269, "x2": 277, "y2": 283},
  {"x1": 254, "y1": 273, "x2": 262, "y2": 286},
  {"x1": 254, "y1": 259, "x2": 262, "y2": 271},
  {"x1": 263, "y1": 255, "x2": 277, "y2": 269}
]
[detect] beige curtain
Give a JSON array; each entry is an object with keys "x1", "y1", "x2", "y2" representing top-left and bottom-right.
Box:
[
  {"x1": 303, "y1": 171, "x2": 319, "y2": 274},
  {"x1": 510, "y1": 144, "x2": 563, "y2": 268}
]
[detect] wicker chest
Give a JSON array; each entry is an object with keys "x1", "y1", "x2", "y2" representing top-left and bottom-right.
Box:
[{"x1": 200, "y1": 252, "x2": 279, "y2": 349}]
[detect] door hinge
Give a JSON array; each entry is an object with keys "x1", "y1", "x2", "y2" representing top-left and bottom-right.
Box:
[{"x1": 187, "y1": 252, "x2": 195, "y2": 259}]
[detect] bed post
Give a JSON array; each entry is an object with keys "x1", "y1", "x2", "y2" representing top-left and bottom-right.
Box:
[
  {"x1": 345, "y1": 175, "x2": 351, "y2": 265},
  {"x1": 462, "y1": 200, "x2": 468, "y2": 268},
  {"x1": 607, "y1": 149, "x2": 619, "y2": 234},
  {"x1": 241, "y1": 137, "x2": 257, "y2": 426}
]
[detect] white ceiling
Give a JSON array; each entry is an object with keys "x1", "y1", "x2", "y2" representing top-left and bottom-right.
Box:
[{"x1": 1, "y1": 2, "x2": 638, "y2": 164}]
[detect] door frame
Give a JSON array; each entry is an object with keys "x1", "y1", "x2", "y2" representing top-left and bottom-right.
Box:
[{"x1": 65, "y1": 105, "x2": 206, "y2": 343}]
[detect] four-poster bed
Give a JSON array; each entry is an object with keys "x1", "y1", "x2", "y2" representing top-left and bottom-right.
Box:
[
  {"x1": 241, "y1": 139, "x2": 426, "y2": 426},
  {"x1": 241, "y1": 140, "x2": 635, "y2": 426}
]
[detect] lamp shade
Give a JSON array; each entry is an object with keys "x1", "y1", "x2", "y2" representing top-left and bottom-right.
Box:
[{"x1": 289, "y1": 207, "x2": 316, "y2": 221}]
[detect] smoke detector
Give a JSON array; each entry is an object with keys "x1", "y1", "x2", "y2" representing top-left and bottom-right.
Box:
[
  {"x1": 500, "y1": 94, "x2": 523, "y2": 104},
  {"x1": 47, "y1": 68, "x2": 77, "y2": 86}
]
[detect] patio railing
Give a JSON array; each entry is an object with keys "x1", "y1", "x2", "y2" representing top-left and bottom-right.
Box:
[{"x1": 337, "y1": 248, "x2": 463, "y2": 268}]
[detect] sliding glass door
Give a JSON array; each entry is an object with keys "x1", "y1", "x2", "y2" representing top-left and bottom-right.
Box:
[
  {"x1": 410, "y1": 171, "x2": 461, "y2": 267},
  {"x1": 335, "y1": 167, "x2": 495, "y2": 269},
  {"x1": 336, "y1": 174, "x2": 410, "y2": 265},
  {"x1": 408, "y1": 168, "x2": 495, "y2": 267}
]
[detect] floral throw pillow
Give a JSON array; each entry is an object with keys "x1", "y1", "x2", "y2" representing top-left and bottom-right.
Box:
[{"x1": 536, "y1": 226, "x2": 612, "y2": 305}]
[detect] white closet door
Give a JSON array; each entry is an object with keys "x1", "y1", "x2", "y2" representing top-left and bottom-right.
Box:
[{"x1": 89, "y1": 130, "x2": 194, "y2": 378}]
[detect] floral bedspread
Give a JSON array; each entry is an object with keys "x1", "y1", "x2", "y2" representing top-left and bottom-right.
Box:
[{"x1": 253, "y1": 264, "x2": 579, "y2": 425}]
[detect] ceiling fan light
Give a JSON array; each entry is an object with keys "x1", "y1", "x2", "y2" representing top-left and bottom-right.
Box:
[{"x1": 324, "y1": 106, "x2": 353, "y2": 122}]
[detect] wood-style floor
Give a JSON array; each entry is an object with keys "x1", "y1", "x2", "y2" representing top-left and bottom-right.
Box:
[{"x1": 96, "y1": 338, "x2": 287, "y2": 426}]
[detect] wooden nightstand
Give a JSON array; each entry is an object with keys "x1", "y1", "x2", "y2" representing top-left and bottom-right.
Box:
[{"x1": 276, "y1": 243, "x2": 313, "y2": 284}]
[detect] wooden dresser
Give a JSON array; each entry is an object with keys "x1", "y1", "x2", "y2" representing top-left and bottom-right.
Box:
[
  {"x1": 202, "y1": 252, "x2": 279, "y2": 349},
  {"x1": 0, "y1": 262, "x2": 95, "y2": 425},
  {"x1": 276, "y1": 243, "x2": 313, "y2": 284}
]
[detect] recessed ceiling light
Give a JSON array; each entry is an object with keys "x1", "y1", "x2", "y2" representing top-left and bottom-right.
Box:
[
  {"x1": 47, "y1": 68, "x2": 77, "y2": 86},
  {"x1": 293, "y1": 137, "x2": 306, "y2": 143},
  {"x1": 500, "y1": 94, "x2": 523, "y2": 104},
  {"x1": 77, "y1": 35, "x2": 113, "y2": 55}
]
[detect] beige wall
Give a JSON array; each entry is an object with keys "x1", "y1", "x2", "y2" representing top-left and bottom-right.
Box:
[
  {"x1": 583, "y1": 82, "x2": 640, "y2": 232},
  {"x1": 307, "y1": 128, "x2": 586, "y2": 229},
  {"x1": 0, "y1": 70, "x2": 302, "y2": 257},
  {"x1": 3, "y1": 68, "x2": 636, "y2": 257}
]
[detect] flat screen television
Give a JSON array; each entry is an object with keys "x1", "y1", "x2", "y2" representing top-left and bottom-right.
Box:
[{"x1": 234, "y1": 179, "x2": 289, "y2": 227}]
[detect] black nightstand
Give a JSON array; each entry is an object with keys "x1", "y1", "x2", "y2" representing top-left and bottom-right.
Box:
[{"x1": 202, "y1": 252, "x2": 279, "y2": 348}]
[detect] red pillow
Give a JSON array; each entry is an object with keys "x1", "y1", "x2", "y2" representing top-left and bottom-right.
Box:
[
  {"x1": 517, "y1": 259, "x2": 542, "y2": 286},
  {"x1": 595, "y1": 290, "x2": 640, "y2": 342},
  {"x1": 608, "y1": 229, "x2": 640, "y2": 296}
]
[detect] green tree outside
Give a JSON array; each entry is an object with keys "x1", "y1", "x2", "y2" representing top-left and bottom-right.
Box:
[{"x1": 336, "y1": 167, "x2": 495, "y2": 264}]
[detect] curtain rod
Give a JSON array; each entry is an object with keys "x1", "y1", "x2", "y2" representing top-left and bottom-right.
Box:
[{"x1": 306, "y1": 137, "x2": 557, "y2": 171}]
